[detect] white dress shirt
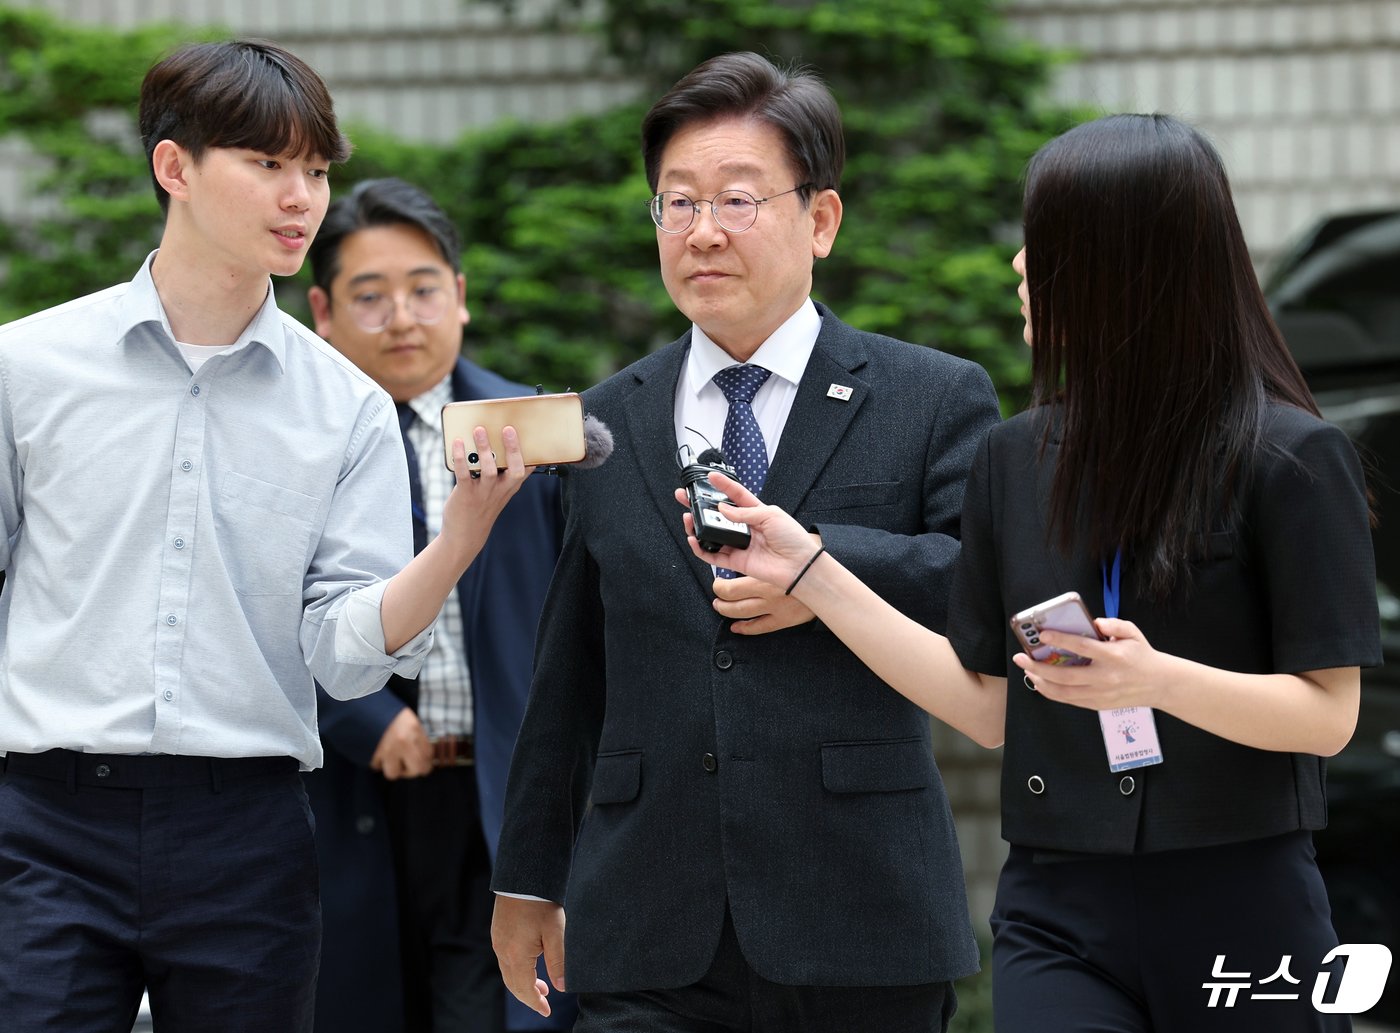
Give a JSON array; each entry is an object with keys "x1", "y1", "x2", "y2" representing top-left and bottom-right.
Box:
[
  {"x1": 0, "y1": 253, "x2": 431, "y2": 769},
  {"x1": 673, "y1": 298, "x2": 821, "y2": 469}
]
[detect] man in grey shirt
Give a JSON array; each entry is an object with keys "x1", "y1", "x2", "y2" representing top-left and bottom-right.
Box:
[{"x1": 0, "y1": 40, "x2": 528, "y2": 1033}]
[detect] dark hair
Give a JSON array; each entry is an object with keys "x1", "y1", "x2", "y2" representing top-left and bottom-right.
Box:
[
  {"x1": 1023, "y1": 113, "x2": 1322, "y2": 599},
  {"x1": 307, "y1": 178, "x2": 462, "y2": 296},
  {"x1": 139, "y1": 39, "x2": 351, "y2": 213},
  {"x1": 641, "y1": 51, "x2": 844, "y2": 204}
]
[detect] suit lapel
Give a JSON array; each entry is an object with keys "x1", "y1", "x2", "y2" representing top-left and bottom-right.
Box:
[
  {"x1": 623, "y1": 313, "x2": 870, "y2": 595},
  {"x1": 450, "y1": 358, "x2": 486, "y2": 403},
  {"x1": 761, "y1": 311, "x2": 869, "y2": 516},
  {"x1": 619, "y1": 337, "x2": 719, "y2": 595}
]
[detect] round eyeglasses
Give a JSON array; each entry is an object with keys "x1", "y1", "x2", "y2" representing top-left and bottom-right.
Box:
[
  {"x1": 648, "y1": 184, "x2": 811, "y2": 234},
  {"x1": 347, "y1": 285, "x2": 450, "y2": 333}
]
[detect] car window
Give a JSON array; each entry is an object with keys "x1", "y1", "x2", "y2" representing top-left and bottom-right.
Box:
[
  {"x1": 1270, "y1": 211, "x2": 1400, "y2": 369},
  {"x1": 1271, "y1": 210, "x2": 1400, "y2": 651}
]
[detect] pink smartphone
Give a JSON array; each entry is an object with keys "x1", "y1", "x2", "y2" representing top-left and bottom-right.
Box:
[{"x1": 1009, "y1": 591, "x2": 1103, "y2": 666}]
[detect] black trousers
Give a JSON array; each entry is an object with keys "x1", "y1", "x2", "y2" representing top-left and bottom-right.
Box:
[
  {"x1": 574, "y1": 904, "x2": 956, "y2": 1033},
  {"x1": 991, "y1": 831, "x2": 1352, "y2": 1033},
  {"x1": 0, "y1": 749, "x2": 318, "y2": 1033},
  {"x1": 383, "y1": 765, "x2": 504, "y2": 1033}
]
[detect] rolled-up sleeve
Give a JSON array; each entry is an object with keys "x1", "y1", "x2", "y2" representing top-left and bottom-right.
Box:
[
  {"x1": 334, "y1": 580, "x2": 432, "y2": 669},
  {"x1": 300, "y1": 395, "x2": 432, "y2": 699}
]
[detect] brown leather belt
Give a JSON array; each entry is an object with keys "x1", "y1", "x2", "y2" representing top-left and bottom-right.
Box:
[{"x1": 428, "y1": 735, "x2": 474, "y2": 768}]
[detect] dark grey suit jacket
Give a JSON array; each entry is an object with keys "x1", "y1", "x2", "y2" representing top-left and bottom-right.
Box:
[{"x1": 493, "y1": 306, "x2": 999, "y2": 992}]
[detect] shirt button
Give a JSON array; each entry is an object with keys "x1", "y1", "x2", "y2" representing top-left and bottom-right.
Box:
[
  {"x1": 1027, "y1": 775, "x2": 1045, "y2": 795},
  {"x1": 181, "y1": 460, "x2": 193, "y2": 472},
  {"x1": 1119, "y1": 775, "x2": 1136, "y2": 796},
  {"x1": 173, "y1": 537, "x2": 185, "y2": 549},
  {"x1": 165, "y1": 614, "x2": 178, "y2": 626},
  {"x1": 714, "y1": 651, "x2": 733, "y2": 670},
  {"x1": 190, "y1": 385, "x2": 200, "y2": 396},
  {"x1": 95, "y1": 764, "x2": 111, "y2": 779},
  {"x1": 163, "y1": 690, "x2": 174, "y2": 702},
  {"x1": 702, "y1": 753, "x2": 718, "y2": 774}
]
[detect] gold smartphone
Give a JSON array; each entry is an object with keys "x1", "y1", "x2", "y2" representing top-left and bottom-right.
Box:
[{"x1": 440, "y1": 393, "x2": 586, "y2": 472}]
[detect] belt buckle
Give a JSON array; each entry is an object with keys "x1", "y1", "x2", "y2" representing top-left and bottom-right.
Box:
[{"x1": 429, "y1": 734, "x2": 473, "y2": 768}]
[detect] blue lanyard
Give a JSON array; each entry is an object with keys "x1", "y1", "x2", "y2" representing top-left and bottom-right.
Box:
[{"x1": 1101, "y1": 549, "x2": 1122, "y2": 619}]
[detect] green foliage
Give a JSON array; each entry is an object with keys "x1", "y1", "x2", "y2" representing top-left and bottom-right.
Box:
[
  {"x1": 332, "y1": 112, "x2": 673, "y2": 389},
  {"x1": 0, "y1": 7, "x2": 214, "y2": 323},
  {"x1": 338, "y1": 0, "x2": 1070, "y2": 400},
  {"x1": 0, "y1": 0, "x2": 1071, "y2": 406},
  {"x1": 954, "y1": 940, "x2": 996, "y2": 1032}
]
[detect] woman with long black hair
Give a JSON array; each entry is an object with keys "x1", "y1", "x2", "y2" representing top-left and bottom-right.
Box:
[{"x1": 679, "y1": 113, "x2": 1380, "y2": 1032}]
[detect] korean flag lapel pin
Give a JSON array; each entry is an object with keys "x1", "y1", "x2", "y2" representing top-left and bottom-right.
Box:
[{"x1": 826, "y1": 383, "x2": 853, "y2": 401}]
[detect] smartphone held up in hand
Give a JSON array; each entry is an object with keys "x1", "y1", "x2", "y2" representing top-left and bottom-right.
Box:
[
  {"x1": 1009, "y1": 591, "x2": 1103, "y2": 666},
  {"x1": 440, "y1": 393, "x2": 585, "y2": 472}
]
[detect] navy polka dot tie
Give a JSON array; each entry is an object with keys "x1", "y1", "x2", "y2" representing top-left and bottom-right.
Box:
[{"x1": 712, "y1": 363, "x2": 772, "y2": 579}]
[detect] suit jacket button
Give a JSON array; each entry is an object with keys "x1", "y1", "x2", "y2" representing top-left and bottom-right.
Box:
[
  {"x1": 1027, "y1": 774, "x2": 1045, "y2": 795},
  {"x1": 714, "y1": 651, "x2": 733, "y2": 670},
  {"x1": 355, "y1": 816, "x2": 376, "y2": 835},
  {"x1": 1119, "y1": 775, "x2": 1136, "y2": 796},
  {"x1": 702, "y1": 753, "x2": 718, "y2": 774}
]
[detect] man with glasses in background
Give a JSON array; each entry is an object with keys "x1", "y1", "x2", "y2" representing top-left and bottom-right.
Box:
[
  {"x1": 306, "y1": 178, "x2": 569, "y2": 1033},
  {"x1": 490, "y1": 52, "x2": 1000, "y2": 1033}
]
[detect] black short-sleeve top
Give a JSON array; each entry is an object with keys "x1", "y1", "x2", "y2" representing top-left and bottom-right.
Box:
[{"x1": 946, "y1": 402, "x2": 1382, "y2": 854}]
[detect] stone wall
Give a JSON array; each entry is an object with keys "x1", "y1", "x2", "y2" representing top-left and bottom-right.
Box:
[{"x1": 1005, "y1": 0, "x2": 1400, "y2": 269}]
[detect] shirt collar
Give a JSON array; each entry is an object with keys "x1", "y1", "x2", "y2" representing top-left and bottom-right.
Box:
[
  {"x1": 115, "y1": 251, "x2": 288, "y2": 373},
  {"x1": 684, "y1": 298, "x2": 820, "y2": 398},
  {"x1": 404, "y1": 374, "x2": 454, "y2": 433}
]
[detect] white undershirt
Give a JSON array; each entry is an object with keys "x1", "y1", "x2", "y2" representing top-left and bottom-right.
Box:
[{"x1": 174, "y1": 340, "x2": 234, "y2": 372}]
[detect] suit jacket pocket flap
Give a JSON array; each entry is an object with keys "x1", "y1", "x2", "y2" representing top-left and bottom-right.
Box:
[
  {"x1": 821, "y1": 738, "x2": 930, "y2": 793},
  {"x1": 590, "y1": 750, "x2": 642, "y2": 805},
  {"x1": 803, "y1": 480, "x2": 899, "y2": 513}
]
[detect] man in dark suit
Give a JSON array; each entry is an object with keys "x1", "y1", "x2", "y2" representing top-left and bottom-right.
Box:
[
  {"x1": 490, "y1": 53, "x2": 1000, "y2": 1033},
  {"x1": 305, "y1": 178, "x2": 572, "y2": 1033}
]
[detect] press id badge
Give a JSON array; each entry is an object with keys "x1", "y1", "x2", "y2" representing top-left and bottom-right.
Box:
[
  {"x1": 1098, "y1": 706, "x2": 1164, "y2": 771},
  {"x1": 1096, "y1": 552, "x2": 1164, "y2": 772}
]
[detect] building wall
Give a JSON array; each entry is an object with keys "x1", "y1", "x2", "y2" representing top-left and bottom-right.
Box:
[
  {"x1": 10, "y1": 0, "x2": 1400, "y2": 940},
  {"x1": 14, "y1": 0, "x2": 1399, "y2": 271},
  {"x1": 1004, "y1": 0, "x2": 1400, "y2": 270},
  {"x1": 9, "y1": 0, "x2": 637, "y2": 141}
]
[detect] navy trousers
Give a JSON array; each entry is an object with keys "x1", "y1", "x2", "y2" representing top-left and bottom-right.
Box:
[
  {"x1": 0, "y1": 750, "x2": 320, "y2": 1033},
  {"x1": 382, "y1": 765, "x2": 504, "y2": 1033},
  {"x1": 991, "y1": 831, "x2": 1351, "y2": 1033}
]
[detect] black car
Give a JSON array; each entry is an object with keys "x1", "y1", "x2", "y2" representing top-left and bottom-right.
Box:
[{"x1": 1267, "y1": 209, "x2": 1400, "y2": 1024}]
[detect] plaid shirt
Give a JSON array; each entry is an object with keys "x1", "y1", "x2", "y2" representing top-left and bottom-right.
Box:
[{"x1": 403, "y1": 376, "x2": 472, "y2": 738}]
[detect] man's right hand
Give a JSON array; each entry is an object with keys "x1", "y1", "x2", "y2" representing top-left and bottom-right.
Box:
[
  {"x1": 491, "y1": 895, "x2": 566, "y2": 1017},
  {"x1": 368, "y1": 708, "x2": 433, "y2": 780}
]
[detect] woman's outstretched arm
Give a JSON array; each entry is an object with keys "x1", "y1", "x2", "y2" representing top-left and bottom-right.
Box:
[{"x1": 677, "y1": 472, "x2": 1007, "y2": 748}]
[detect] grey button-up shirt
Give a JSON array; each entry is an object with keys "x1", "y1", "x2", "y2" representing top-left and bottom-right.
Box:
[{"x1": 0, "y1": 254, "x2": 430, "y2": 768}]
